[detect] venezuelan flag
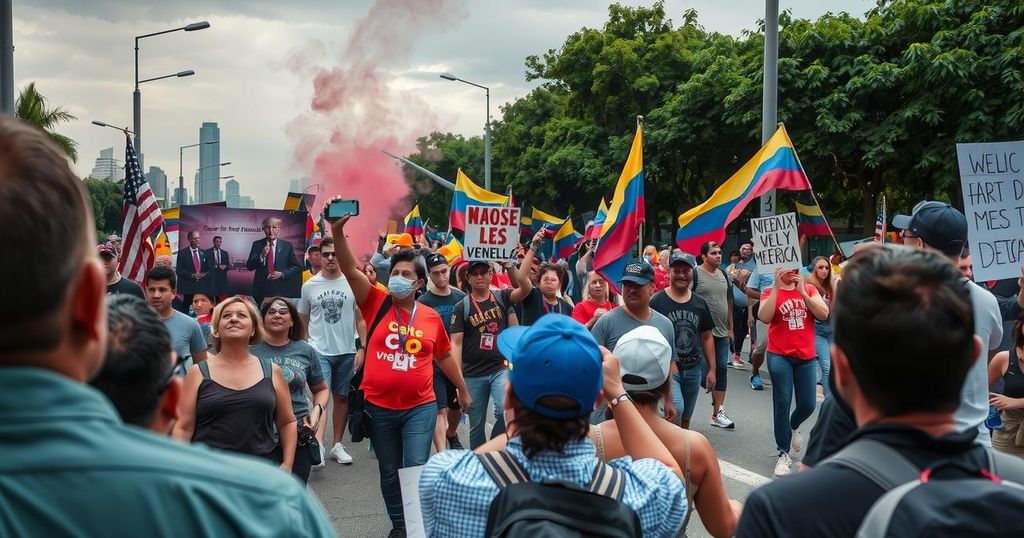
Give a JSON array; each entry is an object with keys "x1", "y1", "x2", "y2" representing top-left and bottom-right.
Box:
[
  {"x1": 594, "y1": 126, "x2": 645, "y2": 292},
  {"x1": 795, "y1": 201, "x2": 831, "y2": 237},
  {"x1": 449, "y1": 169, "x2": 508, "y2": 231},
  {"x1": 404, "y1": 204, "x2": 425, "y2": 237},
  {"x1": 552, "y1": 218, "x2": 583, "y2": 261},
  {"x1": 519, "y1": 215, "x2": 534, "y2": 236},
  {"x1": 160, "y1": 207, "x2": 180, "y2": 251},
  {"x1": 675, "y1": 125, "x2": 811, "y2": 254},
  {"x1": 530, "y1": 208, "x2": 566, "y2": 233},
  {"x1": 585, "y1": 197, "x2": 609, "y2": 240},
  {"x1": 438, "y1": 236, "x2": 464, "y2": 266}
]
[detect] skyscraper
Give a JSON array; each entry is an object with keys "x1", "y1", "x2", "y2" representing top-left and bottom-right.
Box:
[
  {"x1": 240, "y1": 196, "x2": 255, "y2": 208},
  {"x1": 195, "y1": 122, "x2": 221, "y2": 203},
  {"x1": 89, "y1": 147, "x2": 124, "y2": 181},
  {"x1": 289, "y1": 179, "x2": 300, "y2": 193},
  {"x1": 225, "y1": 179, "x2": 241, "y2": 208},
  {"x1": 146, "y1": 166, "x2": 168, "y2": 205}
]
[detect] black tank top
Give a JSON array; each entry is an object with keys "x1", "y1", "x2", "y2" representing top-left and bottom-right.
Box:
[
  {"x1": 1003, "y1": 351, "x2": 1024, "y2": 399},
  {"x1": 192, "y1": 357, "x2": 277, "y2": 457}
]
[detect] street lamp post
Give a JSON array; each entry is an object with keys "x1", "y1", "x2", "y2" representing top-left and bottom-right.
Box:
[
  {"x1": 178, "y1": 139, "x2": 218, "y2": 207},
  {"x1": 760, "y1": 0, "x2": 779, "y2": 216},
  {"x1": 440, "y1": 73, "x2": 491, "y2": 190},
  {"x1": 134, "y1": 20, "x2": 209, "y2": 164}
]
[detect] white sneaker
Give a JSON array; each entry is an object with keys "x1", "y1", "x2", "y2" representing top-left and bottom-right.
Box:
[
  {"x1": 774, "y1": 452, "x2": 792, "y2": 478},
  {"x1": 711, "y1": 408, "x2": 735, "y2": 429},
  {"x1": 330, "y1": 442, "x2": 353, "y2": 464},
  {"x1": 791, "y1": 430, "x2": 804, "y2": 454},
  {"x1": 312, "y1": 444, "x2": 326, "y2": 470}
]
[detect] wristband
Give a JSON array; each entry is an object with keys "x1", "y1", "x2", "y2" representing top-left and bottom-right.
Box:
[{"x1": 609, "y1": 393, "x2": 633, "y2": 408}]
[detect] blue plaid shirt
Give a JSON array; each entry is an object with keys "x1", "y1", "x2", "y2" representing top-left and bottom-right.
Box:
[{"x1": 419, "y1": 437, "x2": 686, "y2": 537}]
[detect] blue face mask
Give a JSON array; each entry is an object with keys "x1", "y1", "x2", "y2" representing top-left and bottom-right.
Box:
[
  {"x1": 643, "y1": 255, "x2": 652, "y2": 264},
  {"x1": 389, "y1": 275, "x2": 416, "y2": 299}
]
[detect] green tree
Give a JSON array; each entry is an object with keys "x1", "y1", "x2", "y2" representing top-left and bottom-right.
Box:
[
  {"x1": 15, "y1": 82, "x2": 79, "y2": 162},
  {"x1": 83, "y1": 178, "x2": 123, "y2": 238}
]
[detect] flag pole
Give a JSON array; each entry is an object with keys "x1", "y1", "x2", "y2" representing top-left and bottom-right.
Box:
[
  {"x1": 636, "y1": 115, "x2": 644, "y2": 257},
  {"x1": 784, "y1": 123, "x2": 845, "y2": 259}
]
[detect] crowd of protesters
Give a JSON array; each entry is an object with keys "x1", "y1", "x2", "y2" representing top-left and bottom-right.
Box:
[{"x1": 6, "y1": 110, "x2": 1024, "y2": 538}]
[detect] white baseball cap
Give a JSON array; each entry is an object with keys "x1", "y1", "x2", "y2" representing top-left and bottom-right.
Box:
[{"x1": 613, "y1": 326, "x2": 672, "y2": 391}]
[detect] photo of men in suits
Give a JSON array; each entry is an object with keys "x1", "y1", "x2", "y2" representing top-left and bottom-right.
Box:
[
  {"x1": 175, "y1": 230, "x2": 213, "y2": 312},
  {"x1": 246, "y1": 216, "x2": 302, "y2": 304},
  {"x1": 204, "y1": 235, "x2": 230, "y2": 301}
]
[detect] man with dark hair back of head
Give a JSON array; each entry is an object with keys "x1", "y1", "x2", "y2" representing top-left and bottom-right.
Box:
[
  {"x1": 420, "y1": 314, "x2": 688, "y2": 537},
  {"x1": 736, "y1": 244, "x2": 1024, "y2": 537},
  {"x1": 90, "y1": 295, "x2": 182, "y2": 433},
  {"x1": 0, "y1": 114, "x2": 334, "y2": 536}
]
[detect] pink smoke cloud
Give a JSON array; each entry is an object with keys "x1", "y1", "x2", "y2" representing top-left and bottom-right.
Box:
[{"x1": 287, "y1": 0, "x2": 467, "y2": 257}]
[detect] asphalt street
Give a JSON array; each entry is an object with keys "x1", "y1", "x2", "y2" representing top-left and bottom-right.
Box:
[{"x1": 309, "y1": 349, "x2": 823, "y2": 538}]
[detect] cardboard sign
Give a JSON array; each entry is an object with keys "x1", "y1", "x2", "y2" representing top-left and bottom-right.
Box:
[
  {"x1": 957, "y1": 141, "x2": 1024, "y2": 281},
  {"x1": 464, "y1": 205, "x2": 521, "y2": 261},
  {"x1": 750, "y1": 212, "x2": 801, "y2": 272}
]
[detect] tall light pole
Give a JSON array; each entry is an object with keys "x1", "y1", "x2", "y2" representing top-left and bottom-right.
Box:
[
  {"x1": 177, "y1": 139, "x2": 217, "y2": 207},
  {"x1": 760, "y1": 0, "x2": 780, "y2": 217},
  {"x1": 440, "y1": 73, "x2": 491, "y2": 190},
  {"x1": 1, "y1": 0, "x2": 13, "y2": 115},
  {"x1": 134, "y1": 20, "x2": 209, "y2": 164}
]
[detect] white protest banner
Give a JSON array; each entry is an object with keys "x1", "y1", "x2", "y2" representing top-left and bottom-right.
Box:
[
  {"x1": 463, "y1": 205, "x2": 521, "y2": 261},
  {"x1": 957, "y1": 141, "x2": 1024, "y2": 282},
  {"x1": 750, "y1": 212, "x2": 801, "y2": 273}
]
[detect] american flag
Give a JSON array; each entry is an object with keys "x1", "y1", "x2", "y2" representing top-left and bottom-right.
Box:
[
  {"x1": 873, "y1": 194, "x2": 887, "y2": 242},
  {"x1": 118, "y1": 136, "x2": 164, "y2": 283}
]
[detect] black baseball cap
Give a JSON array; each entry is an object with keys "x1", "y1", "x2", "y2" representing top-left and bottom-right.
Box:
[
  {"x1": 620, "y1": 259, "x2": 655, "y2": 285},
  {"x1": 424, "y1": 253, "x2": 447, "y2": 269},
  {"x1": 892, "y1": 201, "x2": 968, "y2": 257},
  {"x1": 669, "y1": 251, "x2": 697, "y2": 268},
  {"x1": 466, "y1": 260, "x2": 491, "y2": 273}
]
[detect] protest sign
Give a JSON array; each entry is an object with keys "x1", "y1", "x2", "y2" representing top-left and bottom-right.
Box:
[
  {"x1": 750, "y1": 212, "x2": 801, "y2": 272},
  {"x1": 957, "y1": 141, "x2": 1024, "y2": 282},
  {"x1": 463, "y1": 205, "x2": 521, "y2": 261}
]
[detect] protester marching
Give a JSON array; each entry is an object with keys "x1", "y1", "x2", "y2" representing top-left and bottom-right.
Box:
[{"x1": 6, "y1": 2, "x2": 1024, "y2": 537}]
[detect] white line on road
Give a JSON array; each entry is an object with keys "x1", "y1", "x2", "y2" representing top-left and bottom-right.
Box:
[{"x1": 718, "y1": 458, "x2": 772, "y2": 487}]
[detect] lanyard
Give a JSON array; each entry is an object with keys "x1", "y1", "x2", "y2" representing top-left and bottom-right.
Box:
[
  {"x1": 469, "y1": 292, "x2": 495, "y2": 318},
  {"x1": 543, "y1": 299, "x2": 559, "y2": 315},
  {"x1": 392, "y1": 302, "x2": 418, "y2": 352}
]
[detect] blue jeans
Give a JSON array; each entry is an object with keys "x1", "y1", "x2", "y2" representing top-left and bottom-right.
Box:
[
  {"x1": 702, "y1": 336, "x2": 730, "y2": 392},
  {"x1": 814, "y1": 321, "x2": 833, "y2": 398},
  {"x1": 366, "y1": 401, "x2": 436, "y2": 528},
  {"x1": 767, "y1": 352, "x2": 817, "y2": 454},
  {"x1": 465, "y1": 369, "x2": 508, "y2": 449},
  {"x1": 671, "y1": 365, "x2": 702, "y2": 420}
]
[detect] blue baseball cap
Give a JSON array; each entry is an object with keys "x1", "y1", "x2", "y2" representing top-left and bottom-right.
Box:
[{"x1": 497, "y1": 314, "x2": 603, "y2": 419}]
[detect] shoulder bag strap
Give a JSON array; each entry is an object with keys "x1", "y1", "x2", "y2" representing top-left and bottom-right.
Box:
[
  {"x1": 197, "y1": 360, "x2": 211, "y2": 380},
  {"x1": 477, "y1": 450, "x2": 529, "y2": 489},
  {"x1": 588, "y1": 460, "x2": 626, "y2": 501},
  {"x1": 258, "y1": 357, "x2": 272, "y2": 379},
  {"x1": 367, "y1": 295, "x2": 393, "y2": 339},
  {"x1": 821, "y1": 438, "x2": 920, "y2": 491}
]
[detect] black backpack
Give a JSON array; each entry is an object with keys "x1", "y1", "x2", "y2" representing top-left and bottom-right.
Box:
[
  {"x1": 823, "y1": 438, "x2": 1024, "y2": 537},
  {"x1": 477, "y1": 450, "x2": 642, "y2": 538}
]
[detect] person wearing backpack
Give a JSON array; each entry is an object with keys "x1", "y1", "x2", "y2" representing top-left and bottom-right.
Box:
[
  {"x1": 736, "y1": 244, "x2": 1024, "y2": 538},
  {"x1": 420, "y1": 314, "x2": 687, "y2": 537}
]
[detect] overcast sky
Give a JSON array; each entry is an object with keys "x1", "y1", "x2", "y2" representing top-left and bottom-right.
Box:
[{"x1": 13, "y1": 0, "x2": 870, "y2": 207}]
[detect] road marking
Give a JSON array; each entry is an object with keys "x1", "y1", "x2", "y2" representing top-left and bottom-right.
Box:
[{"x1": 718, "y1": 458, "x2": 772, "y2": 487}]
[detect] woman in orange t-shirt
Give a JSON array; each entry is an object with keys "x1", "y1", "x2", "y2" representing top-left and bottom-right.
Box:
[{"x1": 327, "y1": 209, "x2": 471, "y2": 536}]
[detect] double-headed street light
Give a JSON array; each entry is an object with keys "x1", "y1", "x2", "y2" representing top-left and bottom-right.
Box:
[
  {"x1": 177, "y1": 139, "x2": 218, "y2": 207},
  {"x1": 134, "y1": 20, "x2": 210, "y2": 164},
  {"x1": 440, "y1": 72, "x2": 491, "y2": 190}
]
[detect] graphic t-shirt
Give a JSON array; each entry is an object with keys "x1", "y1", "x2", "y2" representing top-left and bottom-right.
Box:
[
  {"x1": 298, "y1": 273, "x2": 356, "y2": 355},
  {"x1": 650, "y1": 290, "x2": 715, "y2": 368},
  {"x1": 451, "y1": 289, "x2": 515, "y2": 377},
  {"x1": 694, "y1": 266, "x2": 731, "y2": 338},
  {"x1": 761, "y1": 284, "x2": 819, "y2": 360},
  {"x1": 250, "y1": 340, "x2": 324, "y2": 419},
  {"x1": 359, "y1": 286, "x2": 451, "y2": 410},
  {"x1": 571, "y1": 300, "x2": 615, "y2": 326},
  {"x1": 418, "y1": 289, "x2": 466, "y2": 335}
]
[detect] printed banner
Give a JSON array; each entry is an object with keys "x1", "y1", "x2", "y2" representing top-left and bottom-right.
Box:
[{"x1": 463, "y1": 205, "x2": 521, "y2": 261}]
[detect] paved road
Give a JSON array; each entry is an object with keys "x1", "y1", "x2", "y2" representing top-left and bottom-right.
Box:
[{"x1": 309, "y1": 354, "x2": 824, "y2": 538}]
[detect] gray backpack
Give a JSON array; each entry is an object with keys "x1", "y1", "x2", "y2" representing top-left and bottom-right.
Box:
[{"x1": 823, "y1": 438, "x2": 1024, "y2": 537}]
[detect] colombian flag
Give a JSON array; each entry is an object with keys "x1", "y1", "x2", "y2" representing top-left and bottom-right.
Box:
[
  {"x1": 675, "y1": 125, "x2": 811, "y2": 254},
  {"x1": 404, "y1": 204, "x2": 425, "y2": 237},
  {"x1": 585, "y1": 197, "x2": 609, "y2": 240},
  {"x1": 594, "y1": 126, "x2": 645, "y2": 292},
  {"x1": 552, "y1": 218, "x2": 583, "y2": 261},
  {"x1": 449, "y1": 169, "x2": 508, "y2": 231},
  {"x1": 438, "y1": 236, "x2": 464, "y2": 266},
  {"x1": 284, "y1": 192, "x2": 319, "y2": 249},
  {"x1": 530, "y1": 208, "x2": 566, "y2": 233},
  {"x1": 795, "y1": 201, "x2": 830, "y2": 237},
  {"x1": 159, "y1": 207, "x2": 180, "y2": 252}
]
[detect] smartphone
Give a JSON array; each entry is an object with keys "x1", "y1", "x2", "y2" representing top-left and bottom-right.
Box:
[{"x1": 326, "y1": 199, "x2": 359, "y2": 219}]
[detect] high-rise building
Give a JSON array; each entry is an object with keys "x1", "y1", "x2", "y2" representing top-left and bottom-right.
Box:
[
  {"x1": 146, "y1": 166, "x2": 168, "y2": 205},
  {"x1": 195, "y1": 122, "x2": 221, "y2": 204},
  {"x1": 225, "y1": 179, "x2": 241, "y2": 208},
  {"x1": 240, "y1": 196, "x2": 255, "y2": 208},
  {"x1": 173, "y1": 186, "x2": 189, "y2": 207},
  {"x1": 289, "y1": 179, "x2": 300, "y2": 193},
  {"x1": 89, "y1": 147, "x2": 124, "y2": 181}
]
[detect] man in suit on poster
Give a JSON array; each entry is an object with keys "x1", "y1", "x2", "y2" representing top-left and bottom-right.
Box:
[
  {"x1": 176, "y1": 230, "x2": 212, "y2": 312},
  {"x1": 246, "y1": 216, "x2": 301, "y2": 305},
  {"x1": 204, "y1": 235, "x2": 230, "y2": 301}
]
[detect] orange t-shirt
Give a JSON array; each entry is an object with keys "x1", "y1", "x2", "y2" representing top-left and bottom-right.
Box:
[{"x1": 359, "y1": 286, "x2": 451, "y2": 410}]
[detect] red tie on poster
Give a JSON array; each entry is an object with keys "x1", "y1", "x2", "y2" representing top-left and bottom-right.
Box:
[
  {"x1": 267, "y1": 241, "x2": 275, "y2": 274},
  {"x1": 192, "y1": 249, "x2": 201, "y2": 273}
]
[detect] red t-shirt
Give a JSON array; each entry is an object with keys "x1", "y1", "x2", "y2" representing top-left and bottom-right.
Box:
[
  {"x1": 654, "y1": 266, "x2": 670, "y2": 292},
  {"x1": 571, "y1": 300, "x2": 615, "y2": 325},
  {"x1": 359, "y1": 286, "x2": 452, "y2": 410},
  {"x1": 761, "y1": 284, "x2": 818, "y2": 360}
]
